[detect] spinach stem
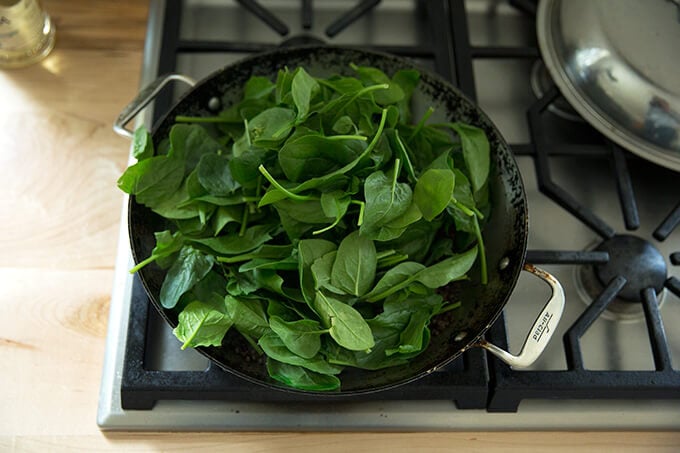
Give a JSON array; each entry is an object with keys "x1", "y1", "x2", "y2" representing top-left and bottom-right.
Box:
[
  {"x1": 239, "y1": 207, "x2": 249, "y2": 236},
  {"x1": 128, "y1": 254, "x2": 158, "y2": 274},
  {"x1": 472, "y1": 206, "x2": 485, "y2": 220},
  {"x1": 377, "y1": 254, "x2": 408, "y2": 269},
  {"x1": 375, "y1": 249, "x2": 396, "y2": 260},
  {"x1": 390, "y1": 158, "x2": 401, "y2": 204},
  {"x1": 449, "y1": 196, "x2": 487, "y2": 284},
  {"x1": 351, "y1": 199, "x2": 365, "y2": 226},
  {"x1": 472, "y1": 213, "x2": 488, "y2": 285},
  {"x1": 240, "y1": 332, "x2": 264, "y2": 355},
  {"x1": 371, "y1": 109, "x2": 388, "y2": 147},
  {"x1": 244, "y1": 119, "x2": 251, "y2": 147},
  {"x1": 450, "y1": 197, "x2": 475, "y2": 217},
  {"x1": 407, "y1": 106, "x2": 435, "y2": 144},
  {"x1": 394, "y1": 129, "x2": 417, "y2": 182},
  {"x1": 352, "y1": 83, "x2": 390, "y2": 100},
  {"x1": 326, "y1": 134, "x2": 367, "y2": 141},
  {"x1": 217, "y1": 254, "x2": 255, "y2": 263},
  {"x1": 365, "y1": 277, "x2": 413, "y2": 302},
  {"x1": 436, "y1": 301, "x2": 462, "y2": 315},
  {"x1": 258, "y1": 165, "x2": 315, "y2": 202},
  {"x1": 337, "y1": 83, "x2": 390, "y2": 116},
  {"x1": 313, "y1": 217, "x2": 342, "y2": 235},
  {"x1": 180, "y1": 314, "x2": 208, "y2": 350}
]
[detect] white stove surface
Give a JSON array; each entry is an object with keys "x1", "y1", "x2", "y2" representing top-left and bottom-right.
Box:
[{"x1": 98, "y1": 0, "x2": 680, "y2": 430}]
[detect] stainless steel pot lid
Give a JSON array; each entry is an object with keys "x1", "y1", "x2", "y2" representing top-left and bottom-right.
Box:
[{"x1": 537, "y1": 0, "x2": 680, "y2": 171}]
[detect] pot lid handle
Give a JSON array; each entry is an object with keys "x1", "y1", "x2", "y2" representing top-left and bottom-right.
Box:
[
  {"x1": 474, "y1": 264, "x2": 565, "y2": 368},
  {"x1": 113, "y1": 73, "x2": 196, "y2": 139}
]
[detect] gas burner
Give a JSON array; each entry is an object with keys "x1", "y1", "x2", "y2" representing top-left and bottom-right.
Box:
[
  {"x1": 576, "y1": 235, "x2": 667, "y2": 321},
  {"x1": 530, "y1": 60, "x2": 582, "y2": 122},
  {"x1": 279, "y1": 34, "x2": 326, "y2": 47}
]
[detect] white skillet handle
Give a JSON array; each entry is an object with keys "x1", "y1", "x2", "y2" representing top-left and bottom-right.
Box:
[
  {"x1": 113, "y1": 73, "x2": 196, "y2": 139},
  {"x1": 474, "y1": 264, "x2": 565, "y2": 368}
]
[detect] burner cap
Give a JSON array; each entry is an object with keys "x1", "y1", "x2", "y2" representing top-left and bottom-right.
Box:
[
  {"x1": 594, "y1": 235, "x2": 667, "y2": 302},
  {"x1": 530, "y1": 60, "x2": 583, "y2": 122},
  {"x1": 279, "y1": 34, "x2": 326, "y2": 47}
]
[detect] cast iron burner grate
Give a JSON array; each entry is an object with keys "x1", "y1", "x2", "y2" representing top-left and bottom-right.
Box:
[
  {"x1": 120, "y1": 0, "x2": 680, "y2": 412},
  {"x1": 454, "y1": 0, "x2": 680, "y2": 411}
]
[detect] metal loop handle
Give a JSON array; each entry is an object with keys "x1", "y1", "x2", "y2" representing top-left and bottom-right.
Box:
[
  {"x1": 113, "y1": 73, "x2": 196, "y2": 138},
  {"x1": 475, "y1": 263, "x2": 565, "y2": 368}
]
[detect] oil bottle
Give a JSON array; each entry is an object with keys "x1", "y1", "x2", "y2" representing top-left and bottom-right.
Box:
[{"x1": 0, "y1": 0, "x2": 55, "y2": 68}]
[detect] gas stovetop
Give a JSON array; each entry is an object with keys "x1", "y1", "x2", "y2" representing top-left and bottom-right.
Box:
[{"x1": 98, "y1": 0, "x2": 680, "y2": 431}]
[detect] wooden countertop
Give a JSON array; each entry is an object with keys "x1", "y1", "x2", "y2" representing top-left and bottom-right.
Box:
[{"x1": 0, "y1": 1, "x2": 677, "y2": 451}]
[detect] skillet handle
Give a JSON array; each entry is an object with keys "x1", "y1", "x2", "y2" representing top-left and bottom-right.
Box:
[
  {"x1": 113, "y1": 73, "x2": 197, "y2": 139},
  {"x1": 473, "y1": 263, "x2": 565, "y2": 368}
]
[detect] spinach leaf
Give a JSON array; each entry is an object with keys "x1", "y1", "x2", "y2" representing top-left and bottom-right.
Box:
[
  {"x1": 269, "y1": 316, "x2": 325, "y2": 359},
  {"x1": 183, "y1": 270, "x2": 228, "y2": 306},
  {"x1": 414, "y1": 245, "x2": 478, "y2": 288},
  {"x1": 364, "y1": 246, "x2": 477, "y2": 302},
  {"x1": 326, "y1": 311, "x2": 419, "y2": 370},
  {"x1": 217, "y1": 244, "x2": 295, "y2": 264},
  {"x1": 169, "y1": 124, "x2": 223, "y2": 173},
  {"x1": 310, "y1": 251, "x2": 340, "y2": 292},
  {"x1": 316, "y1": 190, "x2": 351, "y2": 234},
  {"x1": 275, "y1": 68, "x2": 294, "y2": 105},
  {"x1": 226, "y1": 271, "x2": 260, "y2": 296},
  {"x1": 172, "y1": 301, "x2": 232, "y2": 349},
  {"x1": 332, "y1": 115, "x2": 356, "y2": 134},
  {"x1": 298, "y1": 239, "x2": 337, "y2": 304},
  {"x1": 274, "y1": 108, "x2": 387, "y2": 195},
  {"x1": 414, "y1": 168, "x2": 455, "y2": 221},
  {"x1": 117, "y1": 153, "x2": 184, "y2": 208},
  {"x1": 229, "y1": 146, "x2": 270, "y2": 187},
  {"x1": 159, "y1": 245, "x2": 215, "y2": 309},
  {"x1": 189, "y1": 224, "x2": 275, "y2": 255},
  {"x1": 360, "y1": 169, "x2": 413, "y2": 239},
  {"x1": 274, "y1": 198, "x2": 332, "y2": 224},
  {"x1": 369, "y1": 199, "x2": 422, "y2": 242},
  {"x1": 385, "y1": 310, "x2": 430, "y2": 356},
  {"x1": 244, "y1": 75, "x2": 275, "y2": 100},
  {"x1": 212, "y1": 205, "x2": 243, "y2": 236},
  {"x1": 197, "y1": 153, "x2": 240, "y2": 196},
  {"x1": 132, "y1": 126, "x2": 154, "y2": 160},
  {"x1": 238, "y1": 256, "x2": 298, "y2": 272},
  {"x1": 248, "y1": 107, "x2": 296, "y2": 148},
  {"x1": 291, "y1": 67, "x2": 320, "y2": 121},
  {"x1": 129, "y1": 230, "x2": 184, "y2": 273},
  {"x1": 363, "y1": 261, "x2": 425, "y2": 302},
  {"x1": 452, "y1": 168, "x2": 475, "y2": 208},
  {"x1": 382, "y1": 219, "x2": 437, "y2": 263},
  {"x1": 330, "y1": 231, "x2": 377, "y2": 297},
  {"x1": 392, "y1": 69, "x2": 420, "y2": 122},
  {"x1": 278, "y1": 134, "x2": 367, "y2": 182},
  {"x1": 350, "y1": 63, "x2": 404, "y2": 105},
  {"x1": 258, "y1": 332, "x2": 342, "y2": 375},
  {"x1": 148, "y1": 180, "x2": 200, "y2": 220},
  {"x1": 266, "y1": 359, "x2": 341, "y2": 391},
  {"x1": 313, "y1": 291, "x2": 375, "y2": 351},
  {"x1": 446, "y1": 123, "x2": 490, "y2": 193},
  {"x1": 224, "y1": 295, "x2": 269, "y2": 339}
]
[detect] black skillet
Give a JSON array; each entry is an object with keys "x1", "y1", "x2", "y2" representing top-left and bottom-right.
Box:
[{"x1": 114, "y1": 46, "x2": 564, "y2": 394}]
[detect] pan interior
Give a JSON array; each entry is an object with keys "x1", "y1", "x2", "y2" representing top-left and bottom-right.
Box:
[{"x1": 130, "y1": 46, "x2": 527, "y2": 393}]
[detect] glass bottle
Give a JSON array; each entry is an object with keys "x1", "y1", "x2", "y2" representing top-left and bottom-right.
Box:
[{"x1": 0, "y1": 0, "x2": 55, "y2": 68}]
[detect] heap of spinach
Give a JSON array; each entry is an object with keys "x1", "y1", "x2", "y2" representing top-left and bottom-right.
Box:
[{"x1": 118, "y1": 64, "x2": 491, "y2": 391}]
